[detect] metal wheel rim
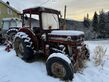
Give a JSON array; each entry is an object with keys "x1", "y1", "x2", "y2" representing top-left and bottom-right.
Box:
[{"x1": 51, "y1": 62, "x2": 66, "y2": 78}]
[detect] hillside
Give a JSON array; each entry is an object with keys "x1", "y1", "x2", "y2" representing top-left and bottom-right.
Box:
[{"x1": 65, "y1": 19, "x2": 94, "y2": 40}]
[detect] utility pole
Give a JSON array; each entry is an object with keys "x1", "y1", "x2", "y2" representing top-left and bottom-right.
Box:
[{"x1": 63, "y1": 5, "x2": 67, "y2": 30}]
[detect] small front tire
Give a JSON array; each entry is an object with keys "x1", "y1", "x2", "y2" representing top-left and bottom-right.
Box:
[{"x1": 46, "y1": 54, "x2": 74, "y2": 80}]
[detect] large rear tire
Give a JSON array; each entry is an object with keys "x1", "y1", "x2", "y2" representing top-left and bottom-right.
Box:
[
  {"x1": 7, "y1": 29, "x2": 18, "y2": 42},
  {"x1": 46, "y1": 53, "x2": 74, "y2": 80},
  {"x1": 14, "y1": 32, "x2": 34, "y2": 61}
]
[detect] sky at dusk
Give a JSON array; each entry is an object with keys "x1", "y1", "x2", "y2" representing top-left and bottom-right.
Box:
[{"x1": 2, "y1": 0, "x2": 109, "y2": 21}]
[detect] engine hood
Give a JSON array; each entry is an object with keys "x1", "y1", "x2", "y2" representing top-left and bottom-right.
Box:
[
  {"x1": 48, "y1": 30, "x2": 85, "y2": 42},
  {"x1": 49, "y1": 30, "x2": 84, "y2": 36}
]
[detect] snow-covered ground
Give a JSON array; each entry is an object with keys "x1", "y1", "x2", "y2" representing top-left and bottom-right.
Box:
[{"x1": 0, "y1": 40, "x2": 109, "y2": 82}]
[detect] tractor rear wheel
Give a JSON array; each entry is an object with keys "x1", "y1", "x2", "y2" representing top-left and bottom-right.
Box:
[
  {"x1": 14, "y1": 32, "x2": 34, "y2": 61},
  {"x1": 7, "y1": 29, "x2": 18, "y2": 42}
]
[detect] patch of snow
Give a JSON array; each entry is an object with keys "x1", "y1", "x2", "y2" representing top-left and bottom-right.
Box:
[
  {"x1": 14, "y1": 32, "x2": 32, "y2": 48},
  {"x1": 0, "y1": 46, "x2": 61, "y2": 82},
  {"x1": 14, "y1": 32, "x2": 29, "y2": 41},
  {"x1": 6, "y1": 29, "x2": 18, "y2": 34},
  {"x1": 24, "y1": 38, "x2": 31, "y2": 42},
  {"x1": 15, "y1": 32, "x2": 28, "y2": 38},
  {"x1": 0, "y1": 40, "x2": 109, "y2": 82},
  {"x1": 47, "y1": 53, "x2": 71, "y2": 64},
  {"x1": 49, "y1": 30, "x2": 84, "y2": 36},
  {"x1": 2, "y1": 18, "x2": 21, "y2": 21}
]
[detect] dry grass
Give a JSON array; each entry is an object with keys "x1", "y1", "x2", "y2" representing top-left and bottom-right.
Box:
[
  {"x1": 74, "y1": 53, "x2": 87, "y2": 73},
  {"x1": 93, "y1": 45, "x2": 107, "y2": 66}
]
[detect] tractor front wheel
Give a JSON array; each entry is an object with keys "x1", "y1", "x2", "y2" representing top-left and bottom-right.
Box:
[{"x1": 46, "y1": 53, "x2": 74, "y2": 80}]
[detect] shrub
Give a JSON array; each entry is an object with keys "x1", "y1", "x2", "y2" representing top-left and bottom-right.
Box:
[{"x1": 93, "y1": 45, "x2": 107, "y2": 66}]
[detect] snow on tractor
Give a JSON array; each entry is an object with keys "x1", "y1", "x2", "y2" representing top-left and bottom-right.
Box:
[
  {"x1": 0, "y1": 18, "x2": 22, "y2": 43},
  {"x1": 13, "y1": 7, "x2": 90, "y2": 80}
]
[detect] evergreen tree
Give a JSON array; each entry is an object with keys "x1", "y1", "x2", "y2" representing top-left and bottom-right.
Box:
[
  {"x1": 107, "y1": 12, "x2": 109, "y2": 23},
  {"x1": 106, "y1": 12, "x2": 109, "y2": 37},
  {"x1": 99, "y1": 9, "x2": 106, "y2": 38},
  {"x1": 83, "y1": 13, "x2": 90, "y2": 28},
  {"x1": 92, "y1": 12, "x2": 99, "y2": 32}
]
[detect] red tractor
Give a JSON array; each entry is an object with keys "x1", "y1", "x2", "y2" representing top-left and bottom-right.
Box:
[{"x1": 14, "y1": 7, "x2": 89, "y2": 80}]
